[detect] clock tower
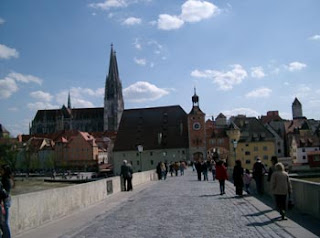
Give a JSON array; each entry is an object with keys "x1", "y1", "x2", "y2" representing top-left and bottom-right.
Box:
[{"x1": 188, "y1": 88, "x2": 206, "y2": 162}]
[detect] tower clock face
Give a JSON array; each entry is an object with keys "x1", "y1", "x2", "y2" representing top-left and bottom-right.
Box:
[{"x1": 193, "y1": 122, "x2": 201, "y2": 130}]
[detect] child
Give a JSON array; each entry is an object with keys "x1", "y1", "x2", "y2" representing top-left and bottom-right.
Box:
[{"x1": 243, "y1": 169, "x2": 252, "y2": 194}]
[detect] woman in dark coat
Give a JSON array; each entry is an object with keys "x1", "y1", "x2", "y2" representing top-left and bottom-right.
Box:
[{"x1": 232, "y1": 160, "x2": 244, "y2": 196}]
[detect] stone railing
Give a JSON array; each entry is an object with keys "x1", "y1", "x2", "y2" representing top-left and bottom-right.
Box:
[{"x1": 11, "y1": 170, "x2": 158, "y2": 236}]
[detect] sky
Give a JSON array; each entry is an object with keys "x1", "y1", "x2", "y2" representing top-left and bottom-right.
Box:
[{"x1": 1, "y1": 0, "x2": 320, "y2": 136}]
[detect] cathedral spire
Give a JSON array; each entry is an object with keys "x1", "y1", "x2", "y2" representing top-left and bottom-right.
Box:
[
  {"x1": 104, "y1": 44, "x2": 124, "y2": 131},
  {"x1": 68, "y1": 91, "x2": 71, "y2": 109}
]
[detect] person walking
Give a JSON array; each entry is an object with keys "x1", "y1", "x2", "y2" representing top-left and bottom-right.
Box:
[
  {"x1": 267, "y1": 156, "x2": 278, "y2": 182},
  {"x1": 252, "y1": 157, "x2": 266, "y2": 195},
  {"x1": 243, "y1": 169, "x2": 252, "y2": 194},
  {"x1": 120, "y1": 160, "x2": 133, "y2": 191},
  {"x1": 195, "y1": 161, "x2": 202, "y2": 181},
  {"x1": 0, "y1": 164, "x2": 13, "y2": 238},
  {"x1": 270, "y1": 162, "x2": 292, "y2": 220},
  {"x1": 232, "y1": 160, "x2": 244, "y2": 196},
  {"x1": 156, "y1": 162, "x2": 162, "y2": 180},
  {"x1": 216, "y1": 160, "x2": 228, "y2": 195},
  {"x1": 160, "y1": 162, "x2": 167, "y2": 180},
  {"x1": 202, "y1": 160, "x2": 208, "y2": 181}
]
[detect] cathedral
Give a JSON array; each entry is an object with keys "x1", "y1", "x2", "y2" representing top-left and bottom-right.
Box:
[{"x1": 30, "y1": 45, "x2": 124, "y2": 134}]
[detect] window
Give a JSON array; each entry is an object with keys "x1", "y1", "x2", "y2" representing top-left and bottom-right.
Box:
[
  {"x1": 254, "y1": 146, "x2": 258, "y2": 151},
  {"x1": 303, "y1": 156, "x2": 306, "y2": 160},
  {"x1": 150, "y1": 152, "x2": 153, "y2": 156},
  {"x1": 137, "y1": 160, "x2": 140, "y2": 165},
  {"x1": 150, "y1": 160, "x2": 154, "y2": 165},
  {"x1": 123, "y1": 153, "x2": 126, "y2": 157},
  {"x1": 182, "y1": 150, "x2": 185, "y2": 155},
  {"x1": 263, "y1": 146, "x2": 267, "y2": 151},
  {"x1": 278, "y1": 149, "x2": 281, "y2": 153},
  {"x1": 245, "y1": 151, "x2": 250, "y2": 155},
  {"x1": 136, "y1": 153, "x2": 139, "y2": 157},
  {"x1": 263, "y1": 155, "x2": 268, "y2": 160},
  {"x1": 245, "y1": 160, "x2": 251, "y2": 164},
  {"x1": 246, "y1": 144, "x2": 249, "y2": 147},
  {"x1": 302, "y1": 148, "x2": 305, "y2": 152}
]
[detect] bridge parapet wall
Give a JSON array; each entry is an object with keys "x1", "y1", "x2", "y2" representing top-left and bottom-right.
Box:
[{"x1": 11, "y1": 170, "x2": 157, "y2": 236}]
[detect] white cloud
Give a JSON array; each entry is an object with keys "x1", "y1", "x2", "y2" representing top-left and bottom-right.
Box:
[
  {"x1": 133, "y1": 38, "x2": 142, "y2": 49},
  {"x1": 156, "y1": 0, "x2": 219, "y2": 31},
  {"x1": 8, "y1": 107, "x2": 18, "y2": 111},
  {"x1": 286, "y1": 61, "x2": 307, "y2": 72},
  {"x1": 180, "y1": 0, "x2": 219, "y2": 23},
  {"x1": 309, "y1": 34, "x2": 320, "y2": 40},
  {"x1": 89, "y1": 0, "x2": 127, "y2": 10},
  {"x1": 191, "y1": 64, "x2": 248, "y2": 90},
  {"x1": 222, "y1": 108, "x2": 260, "y2": 118},
  {"x1": 0, "y1": 44, "x2": 19, "y2": 59},
  {"x1": 27, "y1": 102, "x2": 58, "y2": 111},
  {"x1": 123, "y1": 17, "x2": 142, "y2": 25},
  {"x1": 294, "y1": 84, "x2": 311, "y2": 98},
  {"x1": 251, "y1": 66, "x2": 266, "y2": 79},
  {"x1": 123, "y1": 81, "x2": 169, "y2": 102},
  {"x1": 8, "y1": 71, "x2": 42, "y2": 85},
  {"x1": 0, "y1": 18, "x2": 5, "y2": 24},
  {"x1": 134, "y1": 57, "x2": 146, "y2": 66},
  {"x1": 245, "y1": 87, "x2": 272, "y2": 98},
  {"x1": 157, "y1": 14, "x2": 184, "y2": 30},
  {"x1": 30, "y1": 91, "x2": 53, "y2": 102},
  {"x1": 55, "y1": 87, "x2": 103, "y2": 108},
  {"x1": 0, "y1": 78, "x2": 18, "y2": 99}
]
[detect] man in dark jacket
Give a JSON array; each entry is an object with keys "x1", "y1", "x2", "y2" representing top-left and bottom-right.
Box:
[
  {"x1": 120, "y1": 160, "x2": 133, "y2": 191},
  {"x1": 252, "y1": 157, "x2": 266, "y2": 195}
]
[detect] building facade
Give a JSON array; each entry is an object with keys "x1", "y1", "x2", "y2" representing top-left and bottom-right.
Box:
[{"x1": 113, "y1": 105, "x2": 189, "y2": 175}]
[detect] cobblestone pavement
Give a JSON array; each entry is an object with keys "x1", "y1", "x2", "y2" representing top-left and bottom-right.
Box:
[{"x1": 53, "y1": 169, "x2": 317, "y2": 238}]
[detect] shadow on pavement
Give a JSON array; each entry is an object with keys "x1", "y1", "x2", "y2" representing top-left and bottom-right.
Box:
[
  {"x1": 245, "y1": 209, "x2": 274, "y2": 217},
  {"x1": 246, "y1": 217, "x2": 279, "y2": 227}
]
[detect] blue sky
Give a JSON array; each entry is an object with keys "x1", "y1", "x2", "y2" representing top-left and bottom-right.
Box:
[{"x1": 1, "y1": 0, "x2": 320, "y2": 136}]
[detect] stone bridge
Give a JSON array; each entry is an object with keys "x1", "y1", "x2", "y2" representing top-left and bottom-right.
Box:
[{"x1": 16, "y1": 169, "x2": 319, "y2": 238}]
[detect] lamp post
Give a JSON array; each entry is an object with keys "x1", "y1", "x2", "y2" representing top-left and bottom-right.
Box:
[
  {"x1": 137, "y1": 145, "x2": 143, "y2": 172},
  {"x1": 233, "y1": 139, "x2": 238, "y2": 164}
]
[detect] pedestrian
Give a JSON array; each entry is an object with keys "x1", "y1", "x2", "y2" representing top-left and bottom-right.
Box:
[
  {"x1": 156, "y1": 162, "x2": 162, "y2": 180},
  {"x1": 216, "y1": 160, "x2": 228, "y2": 195},
  {"x1": 232, "y1": 160, "x2": 244, "y2": 196},
  {"x1": 180, "y1": 161, "x2": 185, "y2": 176},
  {"x1": 169, "y1": 162, "x2": 174, "y2": 177},
  {"x1": 195, "y1": 160, "x2": 202, "y2": 181},
  {"x1": 210, "y1": 160, "x2": 216, "y2": 181},
  {"x1": 174, "y1": 161, "x2": 180, "y2": 176},
  {"x1": 160, "y1": 162, "x2": 167, "y2": 180},
  {"x1": 270, "y1": 162, "x2": 292, "y2": 220},
  {"x1": 267, "y1": 156, "x2": 278, "y2": 182},
  {"x1": 252, "y1": 157, "x2": 266, "y2": 195},
  {"x1": 202, "y1": 160, "x2": 208, "y2": 181},
  {"x1": 0, "y1": 164, "x2": 13, "y2": 238},
  {"x1": 120, "y1": 160, "x2": 133, "y2": 191},
  {"x1": 243, "y1": 169, "x2": 252, "y2": 194}
]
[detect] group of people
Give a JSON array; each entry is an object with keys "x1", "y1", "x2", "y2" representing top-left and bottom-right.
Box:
[
  {"x1": 194, "y1": 160, "x2": 217, "y2": 182},
  {"x1": 232, "y1": 156, "x2": 292, "y2": 220},
  {"x1": 156, "y1": 161, "x2": 187, "y2": 179},
  {"x1": 120, "y1": 160, "x2": 133, "y2": 192},
  {"x1": 0, "y1": 164, "x2": 13, "y2": 238}
]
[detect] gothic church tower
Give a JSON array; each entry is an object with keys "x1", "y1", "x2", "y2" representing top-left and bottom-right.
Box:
[{"x1": 104, "y1": 45, "x2": 124, "y2": 131}]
